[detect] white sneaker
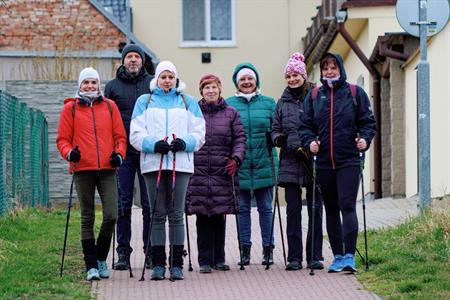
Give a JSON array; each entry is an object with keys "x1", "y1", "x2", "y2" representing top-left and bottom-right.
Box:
[{"x1": 86, "y1": 268, "x2": 100, "y2": 281}]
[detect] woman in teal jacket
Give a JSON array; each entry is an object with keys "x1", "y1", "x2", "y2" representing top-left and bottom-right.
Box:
[{"x1": 226, "y1": 62, "x2": 278, "y2": 266}]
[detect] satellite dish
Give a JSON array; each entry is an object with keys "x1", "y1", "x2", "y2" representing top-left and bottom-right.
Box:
[{"x1": 396, "y1": 0, "x2": 450, "y2": 37}]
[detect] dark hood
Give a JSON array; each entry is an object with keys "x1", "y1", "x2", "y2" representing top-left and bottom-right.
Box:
[
  {"x1": 319, "y1": 52, "x2": 347, "y2": 88},
  {"x1": 116, "y1": 65, "x2": 149, "y2": 83}
]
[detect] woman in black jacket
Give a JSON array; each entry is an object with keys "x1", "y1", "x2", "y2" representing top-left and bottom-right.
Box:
[
  {"x1": 271, "y1": 52, "x2": 323, "y2": 271},
  {"x1": 299, "y1": 53, "x2": 377, "y2": 273}
]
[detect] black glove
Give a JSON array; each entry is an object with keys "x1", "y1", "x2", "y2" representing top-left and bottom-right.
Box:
[
  {"x1": 110, "y1": 151, "x2": 122, "y2": 168},
  {"x1": 274, "y1": 135, "x2": 287, "y2": 148},
  {"x1": 294, "y1": 147, "x2": 311, "y2": 162},
  {"x1": 170, "y1": 138, "x2": 186, "y2": 153},
  {"x1": 265, "y1": 132, "x2": 274, "y2": 148},
  {"x1": 154, "y1": 139, "x2": 171, "y2": 154},
  {"x1": 68, "y1": 146, "x2": 80, "y2": 162}
]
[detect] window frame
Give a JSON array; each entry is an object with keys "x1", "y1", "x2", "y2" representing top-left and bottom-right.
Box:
[{"x1": 180, "y1": 0, "x2": 236, "y2": 48}]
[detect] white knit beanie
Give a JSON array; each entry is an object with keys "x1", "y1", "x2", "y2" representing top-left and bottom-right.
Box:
[
  {"x1": 236, "y1": 68, "x2": 256, "y2": 83},
  {"x1": 78, "y1": 67, "x2": 100, "y2": 88},
  {"x1": 155, "y1": 60, "x2": 177, "y2": 81}
]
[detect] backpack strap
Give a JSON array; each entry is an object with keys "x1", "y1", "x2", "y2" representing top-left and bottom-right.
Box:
[
  {"x1": 145, "y1": 94, "x2": 188, "y2": 111},
  {"x1": 349, "y1": 84, "x2": 358, "y2": 109},
  {"x1": 72, "y1": 98, "x2": 113, "y2": 118},
  {"x1": 180, "y1": 94, "x2": 188, "y2": 110},
  {"x1": 311, "y1": 86, "x2": 320, "y2": 100}
]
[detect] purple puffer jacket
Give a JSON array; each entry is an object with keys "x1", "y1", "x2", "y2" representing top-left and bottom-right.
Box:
[{"x1": 185, "y1": 98, "x2": 246, "y2": 216}]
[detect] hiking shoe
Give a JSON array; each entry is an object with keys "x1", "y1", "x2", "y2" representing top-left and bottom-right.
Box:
[
  {"x1": 150, "y1": 266, "x2": 166, "y2": 280},
  {"x1": 214, "y1": 262, "x2": 230, "y2": 271},
  {"x1": 261, "y1": 246, "x2": 274, "y2": 265},
  {"x1": 285, "y1": 261, "x2": 302, "y2": 271},
  {"x1": 114, "y1": 252, "x2": 130, "y2": 270},
  {"x1": 328, "y1": 255, "x2": 345, "y2": 273},
  {"x1": 169, "y1": 266, "x2": 184, "y2": 280},
  {"x1": 343, "y1": 253, "x2": 356, "y2": 272},
  {"x1": 86, "y1": 268, "x2": 100, "y2": 281},
  {"x1": 145, "y1": 254, "x2": 153, "y2": 269},
  {"x1": 307, "y1": 260, "x2": 324, "y2": 270},
  {"x1": 199, "y1": 265, "x2": 212, "y2": 273},
  {"x1": 97, "y1": 260, "x2": 109, "y2": 278},
  {"x1": 238, "y1": 245, "x2": 251, "y2": 266}
]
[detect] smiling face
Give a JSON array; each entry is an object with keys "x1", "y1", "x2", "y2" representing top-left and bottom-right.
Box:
[
  {"x1": 321, "y1": 59, "x2": 340, "y2": 79},
  {"x1": 202, "y1": 82, "x2": 220, "y2": 103},
  {"x1": 123, "y1": 52, "x2": 143, "y2": 75},
  {"x1": 237, "y1": 75, "x2": 257, "y2": 94},
  {"x1": 285, "y1": 72, "x2": 305, "y2": 89},
  {"x1": 157, "y1": 70, "x2": 176, "y2": 92},
  {"x1": 80, "y1": 78, "x2": 99, "y2": 92}
]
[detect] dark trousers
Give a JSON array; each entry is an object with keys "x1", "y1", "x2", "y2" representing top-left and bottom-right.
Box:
[
  {"x1": 196, "y1": 214, "x2": 226, "y2": 266},
  {"x1": 317, "y1": 166, "x2": 360, "y2": 255},
  {"x1": 285, "y1": 183, "x2": 323, "y2": 263},
  {"x1": 116, "y1": 151, "x2": 150, "y2": 253}
]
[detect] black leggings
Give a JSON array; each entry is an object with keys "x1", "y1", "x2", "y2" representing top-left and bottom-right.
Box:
[{"x1": 317, "y1": 166, "x2": 360, "y2": 255}]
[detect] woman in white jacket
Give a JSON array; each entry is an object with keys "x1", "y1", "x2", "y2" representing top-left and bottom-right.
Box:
[{"x1": 130, "y1": 61, "x2": 205, "y2": 281}]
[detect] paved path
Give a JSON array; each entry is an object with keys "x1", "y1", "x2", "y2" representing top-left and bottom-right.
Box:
[{"x1": 94, "y1": 197, "x2": 419, "y2": 300}]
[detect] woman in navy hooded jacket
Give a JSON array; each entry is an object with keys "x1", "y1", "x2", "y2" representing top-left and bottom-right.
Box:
[
  {"x1": 185, "y1": 74, "x2": 246, "y2": 274},
  {"x1": 299, "y1": 53, "x2": 376, "y2": 273}
]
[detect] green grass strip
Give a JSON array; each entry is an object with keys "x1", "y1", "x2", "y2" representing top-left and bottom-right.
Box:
[
  {"x1": 0, "y1": 208, "x2": 92, "y2": 300},
  {"x1": 356, "y1": 210, "x2": 449, "y2": 299}
]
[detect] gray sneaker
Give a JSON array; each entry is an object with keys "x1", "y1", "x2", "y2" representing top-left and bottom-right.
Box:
[
  {"x1": 97, "y1": 260, "x2": 109, "y2": 278},
  {"x1": 86, "y1": 268, "x2": 100, "y2": 281},
  {"x1": 170, "y1": 266, "x2": 184, "y2": 280},
  {"x1": 150, "y1": 266, "x2": 166, "y2": 280}
]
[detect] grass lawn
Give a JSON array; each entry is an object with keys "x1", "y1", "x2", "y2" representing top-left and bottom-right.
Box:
[
  {"x1": 356, "y1": 211, "x2": 449, "y2": 299},
  {"x1": 0, "y1": 208, "x2": 92, "y2": 300}
]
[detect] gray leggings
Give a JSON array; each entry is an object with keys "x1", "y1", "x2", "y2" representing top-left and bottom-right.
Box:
[
  {"x1": 74, "y1": 170, "x2": 118, "y2": 240},
  {"x1": 143, "y1": 171, "x2": 191, "y2": 246}
]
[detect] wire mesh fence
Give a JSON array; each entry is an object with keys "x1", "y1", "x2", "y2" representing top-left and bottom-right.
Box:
[{"x1": 0, "y1": 89, "x2": 49, "y2": 216}]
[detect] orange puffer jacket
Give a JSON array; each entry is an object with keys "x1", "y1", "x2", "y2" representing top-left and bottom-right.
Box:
[{"x1": 56, "y1": 96, "x2": 127, "y2": 173}]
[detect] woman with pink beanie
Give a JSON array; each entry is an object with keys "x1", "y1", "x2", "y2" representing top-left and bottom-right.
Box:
[{"x1": 271, "y1": 53, "x2": 324, "y2": 271}]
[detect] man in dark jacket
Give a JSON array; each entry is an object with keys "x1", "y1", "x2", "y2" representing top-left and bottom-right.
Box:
[{"x1": 104, "y1": 44, "x2": 153, "y2": 270}]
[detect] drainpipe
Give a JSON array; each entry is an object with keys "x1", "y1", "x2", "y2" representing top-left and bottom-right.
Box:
[{"x1": 336, "y1": 17, "x2": 382, "y2": 199}]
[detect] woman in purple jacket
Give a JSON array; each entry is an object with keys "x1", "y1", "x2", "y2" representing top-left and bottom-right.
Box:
[{"x1": 185, "y1": 74, "x2": 246, "y2": 274}]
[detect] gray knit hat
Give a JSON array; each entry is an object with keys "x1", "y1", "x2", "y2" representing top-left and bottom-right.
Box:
[{"x1": 121, "y1": 44, "x2": 145, "y2": 64}]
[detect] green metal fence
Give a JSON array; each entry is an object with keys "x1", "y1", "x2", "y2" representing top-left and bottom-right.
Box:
[{"x1": 0, "y1": 90, "x2": 49, "y2": 216}]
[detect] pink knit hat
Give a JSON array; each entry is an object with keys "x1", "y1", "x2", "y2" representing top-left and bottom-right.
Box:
[{"x1": 284, "y1": 52, "x2": 307, "y2": 78}]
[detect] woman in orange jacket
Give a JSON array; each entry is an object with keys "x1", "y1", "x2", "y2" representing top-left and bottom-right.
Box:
[{"x1": 56, "y1": 67, "x2": 127, "y2": 281}]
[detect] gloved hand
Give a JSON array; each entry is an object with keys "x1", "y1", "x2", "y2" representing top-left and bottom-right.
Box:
[
  {"x1": 68, "y1": 146, "x2": 81, "y2": 162},
  {"x1": 225, "y1": 156, "x2": 240, "y2": 176},
  {"x1": 294, "y1": 147, "x2": 311, "y2": 162},
  {"x1": 154, "y1": 139, "x2": 171, "y2": 154},
  {"x1": 274, "y1": 135, "x2": 287, "y2": 148},
  {"x1": 110, "y1": 151, "x2": 122, "y2": 168},
  {"x1": 265, "y1": 131, "x2": 274, "y2": 148},
  {"x1": 170, "y1": 138, "x2": 186, "y2": 153}
]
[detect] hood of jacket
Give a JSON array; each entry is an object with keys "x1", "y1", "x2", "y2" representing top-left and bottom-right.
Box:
[
  {"x1": 319, "y1": 52, "x2": 347, "y2": 89},
  {"x1": 232, "y1": 62, "x2": 260, "y2": 89},
  {"x1": 199, "y1": 97, "x2": 227, "y2": 113}
]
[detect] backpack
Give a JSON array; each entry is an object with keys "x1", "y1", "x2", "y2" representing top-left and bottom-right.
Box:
[
  {"x1": 146, "y1": 93, "x2": 188, "y2": 110},
  {"x1": 311, "y1": 84, "x2": 358, "y2": 110}
]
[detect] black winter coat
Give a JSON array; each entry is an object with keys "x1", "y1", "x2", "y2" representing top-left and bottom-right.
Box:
[
  {"x1": 299, "y1": 53, "x2": 377, "y2": 170},
  {"x1": 104, "y1": 66, "x2": 152, "y2": 154},
  {"x1": 271, "y1": 83, "x2": 314, "y2": 186},
  {"x1": 185, "y1": 98, "x2": 246, "y2": 216}
]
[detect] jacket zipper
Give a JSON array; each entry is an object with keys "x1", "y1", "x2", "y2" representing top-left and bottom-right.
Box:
[
  {"x1": 330, "y1": 88, "x2": 336, "y2": 169},
  {"x1": 91, "y1": 103, "x2": 101, "y2": 170},
  {"x1": 207, "y1": 111, "x2": 212, "y2": 215},
  {"x1": 246, "y1": 101, "x2": 254, "y2": 190}
]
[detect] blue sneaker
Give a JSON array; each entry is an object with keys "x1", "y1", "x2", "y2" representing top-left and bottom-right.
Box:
[
  {"x1": 343, "y1": 253, "x2": 356, "y2": 272},
  {"x1": 97, "y1": 260, "x2": 109, "y2": 278},
  {"x1": 170, "y1": 266, "x2": 184, "y2": 280},
  {"x1": 151, "y1": 266, "x2": 166, "y2": 280},
  {"x1": 86, "y1": 268, "x2": 100, "y2": 281},
  {"x1": 328, "y1": 255, "x2": 345, "y2": 273}
]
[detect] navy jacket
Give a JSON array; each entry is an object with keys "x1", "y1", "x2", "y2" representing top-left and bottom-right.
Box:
[
  {"x1": 299, "y1": 53, "x2": 377, "y2": 170},
  {"x1": 185, "y1": 98, "x2": 246, "y2": 216},
  {"x1": 104, "y1": 66, "x2": 152, "y2": 154},
  {"x1": 271, "y1": 82, "x2": 314, "y2": 186}
]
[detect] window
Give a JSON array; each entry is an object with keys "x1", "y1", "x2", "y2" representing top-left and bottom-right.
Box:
[{"x1": 182, "y1": 0, "x2": 235, "y2": 47}]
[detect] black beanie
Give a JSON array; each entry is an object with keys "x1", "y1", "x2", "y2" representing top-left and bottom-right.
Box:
[{"x1": 121, "y1": 44, "x2": 145, "y2": 64}]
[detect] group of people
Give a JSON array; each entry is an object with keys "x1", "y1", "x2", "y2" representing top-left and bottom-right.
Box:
[{"x1": 56, "y1": 44, "x2": 376, "y2": 282}]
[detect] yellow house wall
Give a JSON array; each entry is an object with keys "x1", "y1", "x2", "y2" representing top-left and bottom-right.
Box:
[
  {"x1": 404, "y1": 23, "x2": 450, "y2": 198},
  {"x1": 131, "y1": 0, "x2": 320, "y2": 100}
]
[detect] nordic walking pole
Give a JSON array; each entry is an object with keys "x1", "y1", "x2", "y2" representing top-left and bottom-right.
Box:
[
  {"x1": 139, "y1": 137, "x2": 168, "y2": 281},
  {"x1": 309, "y1": 137, "x2": 318, "y2": 276},
  {"x1": 169, "y1": 133, "x2": 177, "y2": 282},
  {"x1": 357, "y1": 133, "x2": 369, "y2": 271},
  {"x1": 266, "y1": 142, "x2": 287, "y2": 270},
  {"x1": 60, "y1": 161, "x2": 76, "y2": 277},
  {"x1": 185, "y1": 212, "x2": 193, "y2": 271},
  {"x1": 232, "y1": 175, "x2": 245, "y2": 270}
]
